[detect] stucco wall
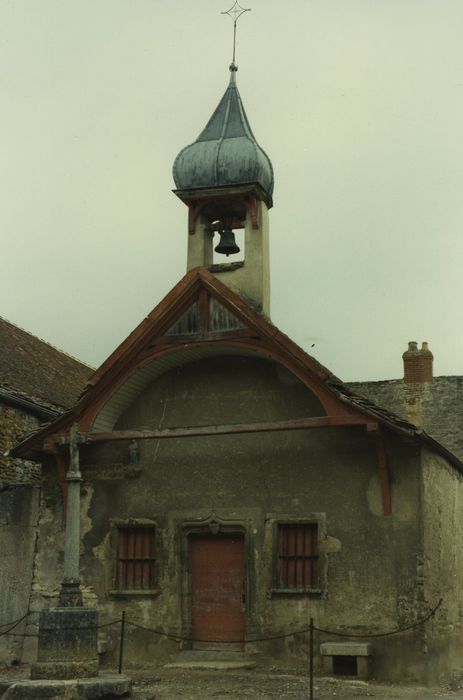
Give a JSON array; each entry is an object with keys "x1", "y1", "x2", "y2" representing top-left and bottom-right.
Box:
[
  {"x1": 32, "y1": 356, "x2": 427, "y2": 680},
  {"x1": 421, "y1": 447, "x2": 463, "y2": 683}
]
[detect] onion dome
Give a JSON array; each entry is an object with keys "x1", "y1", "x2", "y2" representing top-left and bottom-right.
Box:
[{"x1": 173, "y1": 65, "x2": 274, "y2": 198}]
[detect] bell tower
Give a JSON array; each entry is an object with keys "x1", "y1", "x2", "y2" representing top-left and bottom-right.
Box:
[{"x1": 172, "y1": 63, "x2": 274, "y2": 315}]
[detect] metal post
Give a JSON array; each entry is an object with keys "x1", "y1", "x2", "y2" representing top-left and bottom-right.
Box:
[
  {"x1": 118, "y1": 610, "x2": 126, "y2": 674},
  {"x1": 309, "y1": 616, "x2": 314, "y2": 700},
  {"x1": 59, "y1": 422, "x2": 83, "y2": 606}
]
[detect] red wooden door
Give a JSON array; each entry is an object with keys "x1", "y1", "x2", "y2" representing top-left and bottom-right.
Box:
[{"x1": 190, "y1": 534, "x2": 245, "y2": 648}]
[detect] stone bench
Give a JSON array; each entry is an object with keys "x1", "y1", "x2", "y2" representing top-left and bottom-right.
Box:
[{"x1": 320, "y1": 641, "x2": 372, "y2": 679}]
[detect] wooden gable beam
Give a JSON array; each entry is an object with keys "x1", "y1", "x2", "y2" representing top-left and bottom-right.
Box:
[{"x1": 46, "y1": 415, "x2": 379, "y2": 450}]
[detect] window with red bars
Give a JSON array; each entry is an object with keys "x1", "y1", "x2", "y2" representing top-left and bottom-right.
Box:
[
  {"x1": 277, "y1": 523, "x2": 319, "y2": 588},
  {"x1": 118, "y1": 527, "x2": 156, "y2": 590}
]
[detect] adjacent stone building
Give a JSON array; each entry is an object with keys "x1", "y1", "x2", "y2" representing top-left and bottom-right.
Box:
[
  {"x1": 349, "y1": 342, "x2": 463, "y2": 462},
  {"x1": 0, "y1": 317, "x2": 92, "y2": 666},
  {"x1": 7, "y1": 64, "x2": 463, "y2": 685}
]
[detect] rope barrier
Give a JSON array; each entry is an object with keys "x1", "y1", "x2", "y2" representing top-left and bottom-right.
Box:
[
  {"x1": 119, "y1": 598, "x2": 442, "y2": 645},
  {"x1": 1, "y1": 598, "x2": 442, "y2": 643},
  {"x1": 0, "y1": 613, "x2": 30, "y2": 630},
  {"x1": 313, "y1": 598, "x2": 442, "y2": 639},
  {"x1": 98, "y1": 619, "x2": 121, "y2": 629},
  {"x1": 0, "y1": 613, "x2": 31, "y2": 637},
  {"x1": 3, "y1": 618, "x2": 119, "y2": 638}
]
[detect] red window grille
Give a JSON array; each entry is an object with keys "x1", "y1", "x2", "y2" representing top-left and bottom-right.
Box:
[
  {"x1": 278, "y1": 523, "x2": 318, "y2": 588},
  {"x1": 118, "y1": 527, "x2": 156, "y2": 590}
]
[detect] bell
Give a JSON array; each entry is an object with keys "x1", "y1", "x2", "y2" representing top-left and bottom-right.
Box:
[{"x1": 214, "y1": 229, "x2": 240, "y2": 257}]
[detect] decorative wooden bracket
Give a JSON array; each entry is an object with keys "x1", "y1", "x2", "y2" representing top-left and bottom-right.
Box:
[
  {"x1": 368, "y1": 425, "x2": 392, "y2": 516},
  {"x1": 246, "y1": 195, "x2": 260, "y2": 229}
]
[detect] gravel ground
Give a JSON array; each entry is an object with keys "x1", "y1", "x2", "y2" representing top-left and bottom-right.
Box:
[
  {"x1": 2, "y1": 666, "x2": 463, "y2": 699},
  {"x1": 130, "y1": 667, "x2": 463, "y2": 700}
]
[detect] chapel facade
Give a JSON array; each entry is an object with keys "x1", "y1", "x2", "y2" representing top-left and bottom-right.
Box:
[{"x1": 9, "y1": 63, "x2": 463, "y2": 684}]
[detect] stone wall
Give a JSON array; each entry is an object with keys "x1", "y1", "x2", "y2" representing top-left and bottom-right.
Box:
[
  {"x1": 0, "y1": 485, "x2": 40, "y2": 666},
  {"x1": 0, "y1": 403, "x2": 41, "y2": 486},
  {"x1": 0, "y1": 402, "x2": 42, "y2": 666},
  {"x1": 421, "y1": 448, "x2": 463, "y2": 683}
]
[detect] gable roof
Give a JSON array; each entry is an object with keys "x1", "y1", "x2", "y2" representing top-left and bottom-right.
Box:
[
  {"x1": 10, "y1": 269, "x2": 463, "y2": 473},
  {"x1": 0, "y1": 316, "x2": 93, "y2": 411}
]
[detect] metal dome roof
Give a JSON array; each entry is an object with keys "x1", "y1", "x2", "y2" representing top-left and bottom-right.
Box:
[{"x1": 173, "y1": 66, "x2": 274, "y2": 197}]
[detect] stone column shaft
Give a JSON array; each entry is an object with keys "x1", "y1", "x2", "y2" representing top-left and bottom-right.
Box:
[
  {"x1": 63, "y1": 479, "x2": 81, "y2": 581},
  {"x1": 59, "y1": 423, "x2": 83, "y2": 607}
]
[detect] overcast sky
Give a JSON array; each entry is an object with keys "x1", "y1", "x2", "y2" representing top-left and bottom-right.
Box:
[{"x1": 1, "y1": 0, "x2": 462, "y2": 382}]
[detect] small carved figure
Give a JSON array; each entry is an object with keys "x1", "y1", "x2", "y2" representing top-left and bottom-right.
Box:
[{"x1": 128, "y1": 440, "x2": 139, "y2": 464}]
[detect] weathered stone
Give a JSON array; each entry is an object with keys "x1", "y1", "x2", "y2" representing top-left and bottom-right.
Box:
[
  {"x1": 0, "y1": 484, "x2": 40, "y2": 666},
  {"x1": 58, "y1": 579, "x2": 84, "y2": 608},
  {"x1": 320, "y1": 642, "x2": 372, "y2": 657},
  {"x1": 320, "y1": 642, "x2": 373, "y2": 680},
  {"x1": 78, "y1": 674, "x2": 132, "y2": 697},
  {"x1": 31, "y1": 660, "x2": 100, "y2": 680},
  {"x1": 2, "y1": 674, "x2": 132, "y2": 699},
  {"x1": 31, "y1": 608, "x2": 99, "y2": 680},
  {"x1": 166, "y1": 649, "x2": 256, "y2": 670},
  {"x1": 3, "y1": 680, "x2": 67, "y2": 699}
]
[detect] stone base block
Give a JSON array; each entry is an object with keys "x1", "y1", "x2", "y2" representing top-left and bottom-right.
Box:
[
  {"x1": 320, "y1": 641, "x2": 372, "y2": 680},
  {"x1": 31, "y1": 660, "x2": 99, "y2": 680},
  {"x1": 33, "y1": 607, "x2": 99, "y2": 680},
  {"x1": 2, "y1": 674, "x2": 132, "y2": 699}
]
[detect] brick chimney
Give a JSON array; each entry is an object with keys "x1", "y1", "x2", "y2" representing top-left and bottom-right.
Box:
[{"x1": 402, "y1": 341, "x2": 433, "y2": 383}]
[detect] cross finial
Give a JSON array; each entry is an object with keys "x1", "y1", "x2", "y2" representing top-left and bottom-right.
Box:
[{"x1": 221, "y1": 1, "x2": 251, "y2": 66}]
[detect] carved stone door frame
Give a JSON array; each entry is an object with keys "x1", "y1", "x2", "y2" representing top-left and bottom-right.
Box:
[{"x1": 178, "y1": 515, "x2": 254, "y2": 649}]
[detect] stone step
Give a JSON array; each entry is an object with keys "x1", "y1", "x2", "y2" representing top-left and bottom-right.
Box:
[{"x1": 165, "y1": 650, "x2": 256, "y2": 670}]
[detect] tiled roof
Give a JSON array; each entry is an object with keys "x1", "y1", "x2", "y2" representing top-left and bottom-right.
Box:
[
  {"x1": 347, "y1": 377, "x2": 463, "y2": 463},
  {"x1": 0, "y1": 316, "x2": 93, "y2": 411}
]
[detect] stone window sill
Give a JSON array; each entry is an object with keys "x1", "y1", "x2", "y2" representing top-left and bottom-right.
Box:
[
  {"x1": 268, "y1": 588, "x2": 323, "y2": 598},
  {"x1": 109, "y1": 589, "x2": 160, "y2": 598}
]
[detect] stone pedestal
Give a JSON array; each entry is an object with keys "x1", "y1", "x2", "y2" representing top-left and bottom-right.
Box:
[
  {"x1": 31, "y1": 608, "x2": 99, "y2": 680},
  {"x1": 3, "y1": 674, "x2": 132, "y2": 699},
  {"x1": 58, "y1": 578, "x2": 84, "y2": 608}
]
